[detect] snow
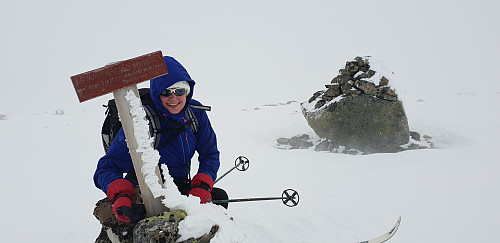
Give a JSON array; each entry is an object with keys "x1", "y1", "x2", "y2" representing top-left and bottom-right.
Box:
[
  {"x1": 1, "y1": 0, "x2": 499, "y2": 242},
  {"x1": 303, "y1": 94, "x2": 344, "y2": 116},
  {"x1": 125, "y1": 89, "x2": 164, "y2": 199},
  {"x1": 125, "y1": 89, "x2": 250, "y2": 241},
  {"x1": 2, "y1": 88, "x2": 498, "y2": 242},
  {"x1": 361, "y1": 56, "x2": 396, "y2": 87}
]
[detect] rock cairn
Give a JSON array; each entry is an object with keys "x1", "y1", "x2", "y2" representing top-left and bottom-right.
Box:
[
  {"x1": 299, "y1": 56, "x2": 415, "y2": 154},
  {"x1": 277, "y1": 56, "x2": 432, "y2": 154},
  {"x1": 309, "y1": 56, "x2": 398, "y2": 110}
]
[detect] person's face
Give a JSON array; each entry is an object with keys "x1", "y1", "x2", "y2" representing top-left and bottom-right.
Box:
[{"x1": 160, "y1": 88, "x2": 187, "y2": 114}]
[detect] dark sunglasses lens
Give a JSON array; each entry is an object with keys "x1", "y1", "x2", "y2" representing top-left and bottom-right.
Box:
[
  {"x1": 160, "y1": 89, "x2": 172, "y2": 96},
  {"x1": 160, "y1": 88, "x2": 186, "y2": 97},
  {"x1": 174, "y1": 88, "x2": 186, "y2": 96}
]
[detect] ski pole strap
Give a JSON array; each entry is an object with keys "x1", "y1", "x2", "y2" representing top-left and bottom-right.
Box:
[
  {"x1": 113, "y1": 193, "x2": 132, "y2": 202},
  {"x1": 192, "y1": 181, "x2": 212, "y2": 192}
]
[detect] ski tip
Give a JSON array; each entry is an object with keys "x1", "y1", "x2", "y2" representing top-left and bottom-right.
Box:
[
  {"x1": 357, "y1": 215, "x2": 402, "y2": 243},
  {"x1": 389, "y1": 215, "x2": 401, "y2": 236}
]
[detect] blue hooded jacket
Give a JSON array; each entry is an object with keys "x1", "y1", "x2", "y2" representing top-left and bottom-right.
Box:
[{"x1": 94, "y1": 56, "x2": 220, "y2": 194}]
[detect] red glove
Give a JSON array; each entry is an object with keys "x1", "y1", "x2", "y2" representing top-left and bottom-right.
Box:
[
  {"x1": 107, "y1": 179, "x2": 134, "y2": 223},
  {"x1": 189, "y1": 173, "x2": 214, "y2": 204}
]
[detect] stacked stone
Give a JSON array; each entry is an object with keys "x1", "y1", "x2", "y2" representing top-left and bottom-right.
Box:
[{"x1": 309, "y1": 56, "x2": 398, "y2": 109}]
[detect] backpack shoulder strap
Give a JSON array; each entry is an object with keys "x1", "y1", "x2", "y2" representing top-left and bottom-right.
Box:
[
  {"x1": 143, "y1": 104, "x2": 162, "y2": 149},
  {"x1": 186, "y1": 104, "x2": 211, "y2": 135},
  {"x1": 102, "y1": 87, "x2": 163, "y2": 152},
  {"x1": 189, "y1": 104, "x2": 211, "y2": 111},
  {"x1": 185, "y1": 107, "x2": 198, "y2": 135}
]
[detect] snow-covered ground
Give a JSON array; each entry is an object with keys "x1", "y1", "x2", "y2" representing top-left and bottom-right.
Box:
[
  {"x1": 1, "y1": 86, "x2": 499, "y2": 242},
  {"x1": 1, "y1": 1, "x2": 499, "y2": 242}
]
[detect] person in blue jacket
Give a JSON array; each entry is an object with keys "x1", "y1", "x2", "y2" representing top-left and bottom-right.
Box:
[{"x1": 94, "y1": 56, "x2": 228, "y2": 224}]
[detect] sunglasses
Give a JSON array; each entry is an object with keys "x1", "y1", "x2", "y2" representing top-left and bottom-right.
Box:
[{"x1": 160, "y1": 88, "x2": 187, "y2": 97}]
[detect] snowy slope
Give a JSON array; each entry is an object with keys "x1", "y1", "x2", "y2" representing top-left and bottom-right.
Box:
[
  {"x1": 1, "y1": 1, "x2": 499, "y2": 242},
  {"x1": 1, "y1": 87, "x2": 499, "y2": 242}
]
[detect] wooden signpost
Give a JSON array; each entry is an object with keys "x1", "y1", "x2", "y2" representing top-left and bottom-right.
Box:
[{"x1": 71, "y1": 51, "x2": 168, "y2": 217}]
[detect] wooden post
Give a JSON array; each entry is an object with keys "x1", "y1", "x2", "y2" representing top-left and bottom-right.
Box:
[
  {"x1": 71, "y1": 51, "x2": 169, "y2": 216},
  {"x1": 112, "y1": 86, "x2": 167, "y2": 216}
]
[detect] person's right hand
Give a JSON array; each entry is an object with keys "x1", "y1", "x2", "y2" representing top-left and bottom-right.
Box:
[{"x1": 106, "y1": 179, "x2": 134, "y2": 223}]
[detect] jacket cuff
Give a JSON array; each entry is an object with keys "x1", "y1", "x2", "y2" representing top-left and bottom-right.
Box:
[
  {"x1": 106, "y1": 179, "x2": 134, "y2": 201},
  {"x1": 191, "y1": 173, "x2": 214, "y2": 190}
]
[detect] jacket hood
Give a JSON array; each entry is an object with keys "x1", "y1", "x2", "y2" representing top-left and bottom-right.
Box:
[{"x1": 150, "y1": 56, "x2": 195, "y2": 117}]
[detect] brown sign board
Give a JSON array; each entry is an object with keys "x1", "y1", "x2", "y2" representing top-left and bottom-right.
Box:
[{"x1": 71, "y1": 51, "x2": 168, "y2": 102}]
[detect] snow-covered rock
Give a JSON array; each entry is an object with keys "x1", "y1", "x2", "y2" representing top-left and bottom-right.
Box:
[{"x1": 301, "y1": 56, "x2": 411, "y2": 154}]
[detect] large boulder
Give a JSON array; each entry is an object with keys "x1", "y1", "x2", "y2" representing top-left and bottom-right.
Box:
[
  {"x1": 301, "y1": 56, "x2": 410, "y2": 154},
  {"x1": 303, "y1": 95, "x2": 409, "y2": 153}
]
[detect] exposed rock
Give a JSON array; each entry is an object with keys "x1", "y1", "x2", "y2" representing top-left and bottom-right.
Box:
[
  {"x1": 379, "y1": 76, "x2": 389, "y2": 86},
  {"x1": 310, "y1": 56, "x2": 401, "y2": 111},
  {"x1": 355, "y1": 80, "x2": 377, "y2": 96},
  {"x1": 133, "y1": 210, "x2": 187, "y2": 243},
  {"x1": 410, "y1": 131, "x2": 421, "y2": 141},
  {"x1": 331, "y1": 74, "x2": 351, "y2": 84},
  {"x1": 301, "y1": 56, "x2": 414, "y2": 154},
  {"x1": 314, "y1": 140, "x2": 332, "y2": 152},
  {"x1": 277, "y1": 134, "x2": 314, "y2": 149},
  {"x1": 94, "y1": 197, "x2": 136, "y2": 243},
  {"x1": 322, "y1": 94, "x2": 334, "y2": 101},
  {"x1": 94, "y1": 187, "x2": 218, "y2": 243},
  {"x1": 376, "y1": 87, "x2": 397, "y2": 100},
  {"x1": 345, "y1": 61, "x2": 360, "y2": 74},
  {"x1": 263, "y1": 101, "x2": 298, "y2": 107},
  {"x1": 303, "y1": 94, "x2": 409, "y2": 153},
  {"x1": 132, "y1": 210, "x2": 218, "y2": 243},
  {"x1": 354, "y1": 69, "x2": 376, "y2": 80},
  {"x1": 308, "y1": 91, "x2": 323, "y2": 103},
  {"x1": 314, "y1": 99, "x2": 326, "y2": 109},
  {"x1": 345, "y1": 148, "x2": 363, "y2": 155},
  {"x1": 54, "y1": 109, "x2": 65, "y2": 115},
  {"x1": 324, "y1": 86, "x2": 341, "y2": 98}
]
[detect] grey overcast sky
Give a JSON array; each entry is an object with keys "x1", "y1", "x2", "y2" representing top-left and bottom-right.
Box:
[{"x1": 1, "y1": 0, "x2": 498, "y2": 112}]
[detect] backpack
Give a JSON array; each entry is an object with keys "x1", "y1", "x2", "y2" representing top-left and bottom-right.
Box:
[{"x1": 101, "y1": 88, "x2": 211, "y2": 154}]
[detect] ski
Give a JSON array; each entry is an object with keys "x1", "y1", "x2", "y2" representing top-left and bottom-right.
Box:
[{"x1": 358, "y1": 216, "x2": 401, "y2": 243}]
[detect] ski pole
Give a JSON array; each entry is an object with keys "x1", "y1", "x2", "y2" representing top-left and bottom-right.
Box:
[
  {"x1": 212, "y1": 189, "x2": 299, "y2": 207},
  {"x1": 214, "y1": 156, "x2": 250, "y2": 184}
]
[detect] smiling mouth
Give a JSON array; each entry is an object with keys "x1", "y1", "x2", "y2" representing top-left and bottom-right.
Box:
[{"x1": 167, "y1": 102, "x2": 180, "y2": 107}]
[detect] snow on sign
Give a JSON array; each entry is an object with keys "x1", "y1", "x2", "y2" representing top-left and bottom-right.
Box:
[
  {"x1": 70, "y1": 51, "x2": 168, "y2": 102},
  {"x1": 69, "y1": 51, "x2": 170, "y2": 217}
]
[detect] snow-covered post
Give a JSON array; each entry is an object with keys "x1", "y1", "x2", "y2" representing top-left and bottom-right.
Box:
[
  {"x1": 70, "y1": 51, "x2": 169, "y2": 217},
  {"x1": 113, "y1": 86, "x2": 168, "y2": 216}
]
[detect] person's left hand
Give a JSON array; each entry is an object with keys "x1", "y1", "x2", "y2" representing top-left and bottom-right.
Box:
[{"x1": 189, "y1": 173, "x2": 214, "y2": 204}]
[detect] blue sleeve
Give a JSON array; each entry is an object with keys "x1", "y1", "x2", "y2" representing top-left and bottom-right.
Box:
[
  {"x1": 93, "y1": 128, "x2": 134, "y2": 194},
  {"x1": 194, "y1": 109, "x2": 220, "y2": 182}
]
